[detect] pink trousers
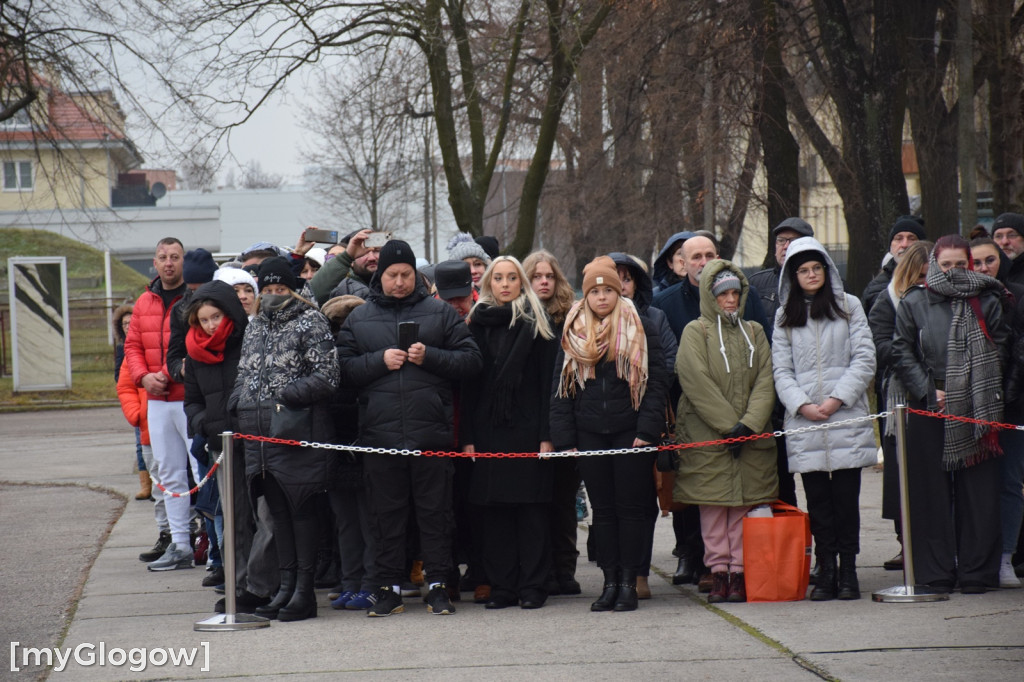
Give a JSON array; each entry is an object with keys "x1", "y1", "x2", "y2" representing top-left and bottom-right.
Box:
[{"x1": 699, "y1": 505, "x2": 752, "y2": 573}]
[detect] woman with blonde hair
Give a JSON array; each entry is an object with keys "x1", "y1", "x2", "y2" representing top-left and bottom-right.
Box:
[
  {"x1": 523, "y1": 249, "x2": 583, "y2": 596},
  {"x1": 868, "y1": 240, "x2": 932, "y2": 570},
  {"x1": 461, "y1": 256, "x2": 558, "y2": 608},
  {"x1": 550, "y1": 256, "x2": 667, "y2": 612},
  {"x1": 523, "y1": 250, "x2": 575, "y2": 328}
]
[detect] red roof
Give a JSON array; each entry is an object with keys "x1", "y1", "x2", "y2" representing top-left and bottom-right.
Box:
[{"x1": 0, "y1": 68, "x2": 127, "y2": 144}]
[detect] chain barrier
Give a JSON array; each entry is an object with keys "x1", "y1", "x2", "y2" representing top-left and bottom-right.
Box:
[
  {"x1": 151, "y1": 451, "x2": 225, "y2": 499},
  {"x1": 906, "y1": 407, "x2": 1024, "y2": 432},
  {"x1": 231, "y1": 411, "x2": 894, "y2": 459}
]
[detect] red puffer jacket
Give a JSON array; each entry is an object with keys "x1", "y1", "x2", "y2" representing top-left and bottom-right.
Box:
[{"x1": 124, "y1": 278, "x2": 185, "y2": 402}]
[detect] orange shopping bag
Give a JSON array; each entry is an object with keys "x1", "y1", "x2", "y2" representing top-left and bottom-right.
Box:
[{"x1": 742, "y1": 501, "x2": 811, "y2": 602}]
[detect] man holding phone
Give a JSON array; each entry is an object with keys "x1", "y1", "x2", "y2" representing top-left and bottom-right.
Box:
[
  {"x1": 337, "y1": 240, "x2": 482, "y2": 618},
  {"x1": 304, "y1": 228, "x2": 380, "y2": 304}
]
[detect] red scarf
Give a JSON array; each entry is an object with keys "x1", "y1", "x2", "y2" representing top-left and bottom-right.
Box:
[{"x1": 186, "y1": 318, "x2": 234, "y2": 365}]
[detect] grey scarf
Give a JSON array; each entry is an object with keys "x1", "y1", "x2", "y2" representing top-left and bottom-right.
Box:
[{"x1": 925, "y1": 262, "x2": 1003, "y2": 469}]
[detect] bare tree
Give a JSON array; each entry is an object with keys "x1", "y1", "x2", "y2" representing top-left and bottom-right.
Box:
[
  {"x1": 239, "y1": 159, "x2": 283, "y2": 189},
  {"x1": 778, "y1": 0, "x2": 911, "y2": 293},
  {"x1": 302, "y1": 53, "x2": 422, "y2": 233},
  {"x1": 113, "y1": 0, "x2": 613, "y2": 258},
  {"x1": 179, "y1": 145, "x2": 217, "y2": 191}
]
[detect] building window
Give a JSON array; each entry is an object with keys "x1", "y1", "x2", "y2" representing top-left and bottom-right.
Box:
[
  {"x1": 3, "y1": 160, "x2": 33, "y2": 191},
  {"x1": 0, "y1": 105, "x2": 32, "y2": 130}
]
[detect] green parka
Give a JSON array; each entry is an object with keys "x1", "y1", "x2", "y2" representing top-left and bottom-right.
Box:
[{"x1": 673, "y1": 259, "x2": 779, "y2": 506}]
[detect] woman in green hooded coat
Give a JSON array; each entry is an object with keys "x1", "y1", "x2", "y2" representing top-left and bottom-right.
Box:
[{"x1": 673, "y1": 259, "x2": 778, "y2": 604}]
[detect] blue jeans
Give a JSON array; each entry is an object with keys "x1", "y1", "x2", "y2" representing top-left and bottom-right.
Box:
[
  {"x1": 999, "y1": 429, "x2": 1024, "y2": 554},
  {"x1": 134, "y1": 427, "x2": 146, "y2": 471}
]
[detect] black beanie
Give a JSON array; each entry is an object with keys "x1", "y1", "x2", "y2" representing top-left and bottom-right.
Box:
[
  {"x1": 785, "y1": 249, "x2": 826, "y2": 274},
  {"x1": 377, "y1": 239, "x2": 417, "y2": 275},
  {"x1": 183, "y1": 248, "x2": 217, "y2": 284},
  {"x1": 888, "y1": 216, "x2": 926, "y2": 242},
  {"x1": 474, "y1": 235, "x2": 500, "y2": 259},
  {"x1": 256, "y1": 256, "x2": 297, "y2": 292},
  {"x1": 993, "y1": 212, "x2": 1024, "y2": 239}
]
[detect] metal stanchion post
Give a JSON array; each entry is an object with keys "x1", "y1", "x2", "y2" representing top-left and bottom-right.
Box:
[
  {"x1": 873, "y1": 404, "x2": 948, "y2": 603},
  {"x1": 196, "y1": 432, "x2": 271, "y2": 630}
]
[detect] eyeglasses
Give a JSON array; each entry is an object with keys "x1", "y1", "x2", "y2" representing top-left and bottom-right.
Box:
[
  {"x1": 776, "y1": 236, "x2": 798, "y2": 246},
  {"x1": 795, "y1": 263, "x2": 824, "y2": 277}
]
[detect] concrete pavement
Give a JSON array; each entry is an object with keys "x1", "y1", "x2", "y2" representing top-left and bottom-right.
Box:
[{"x1": 2, "y1": 407, "x2": 1022, "y2": 680}]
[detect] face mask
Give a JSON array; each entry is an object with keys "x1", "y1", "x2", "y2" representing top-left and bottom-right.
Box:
[{"x1": 260, "y1": 293, "x2": 292, "y2": 312}]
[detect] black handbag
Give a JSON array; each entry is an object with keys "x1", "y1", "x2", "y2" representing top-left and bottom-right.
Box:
[
  {"x1": 270, "y1": 403, "x2": 312, "y2": 441},
  {"x1": 655, "y1": 404, "x2": 678, "y2": 472}
]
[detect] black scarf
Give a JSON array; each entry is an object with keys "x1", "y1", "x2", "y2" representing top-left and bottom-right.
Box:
[{"x1": 472, "y1": 302, "x2": 538, "y2": 427}]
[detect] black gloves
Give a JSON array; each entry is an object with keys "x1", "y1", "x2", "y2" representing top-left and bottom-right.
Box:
[{"x1": 726, "y1": 422, "x2": 755, "y2": 457}]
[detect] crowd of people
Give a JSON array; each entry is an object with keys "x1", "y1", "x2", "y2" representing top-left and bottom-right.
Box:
[{"x1": 113, "y1": 214, "x2": 1024, "y2": 622}]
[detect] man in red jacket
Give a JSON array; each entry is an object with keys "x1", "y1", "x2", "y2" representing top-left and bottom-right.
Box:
[{"x1": 124, "y1": 237, "x2": 195, "y2": 571}]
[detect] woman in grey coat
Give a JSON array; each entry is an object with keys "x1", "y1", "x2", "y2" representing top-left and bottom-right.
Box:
[{"x1": 772, "y1": 238, "x2": 877, "y2": 601}]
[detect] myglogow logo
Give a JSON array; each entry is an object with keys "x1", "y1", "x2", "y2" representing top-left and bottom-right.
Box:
[{"x1": 10, "y1": 641, "x2": 211, "y2": 673}]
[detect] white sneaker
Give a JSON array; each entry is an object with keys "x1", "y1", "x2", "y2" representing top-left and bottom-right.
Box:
[{"x1": 999, "y1": 555, "x2": 1021, "y2": 589}]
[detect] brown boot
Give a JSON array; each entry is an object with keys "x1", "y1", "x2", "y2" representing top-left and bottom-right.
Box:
[
  {"x1": 135, "y1": 471, "x2": 152, "y2": 500},
  {"x1": 707, "y1": 572, "x2": 729, "y2": 604},
  {"x1": 410, "y1": 560, "x2": 425, "y2": 586},
  {"x1": 636, "y1": 575, "x2": 652, "y2": 599},
  {"x1": 726, "y1": 572, "x2": 746, "y2": 602}
]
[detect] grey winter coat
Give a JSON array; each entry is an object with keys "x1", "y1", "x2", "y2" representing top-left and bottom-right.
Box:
[{"x1": 772, "y1": 238, "x2": 878, "y2": 474}]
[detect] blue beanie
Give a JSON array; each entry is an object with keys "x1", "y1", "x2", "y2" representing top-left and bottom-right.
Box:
[{"x1": 183, "y1": 248, "x2": 217, "y2": 284}]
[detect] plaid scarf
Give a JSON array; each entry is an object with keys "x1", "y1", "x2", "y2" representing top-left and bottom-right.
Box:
[
  {"x1": 925, "y1": 261, "x2": 1004, "y2": 469},
  {"x1": 558, "y1": 296, "x2": 649, "y2": 410}
]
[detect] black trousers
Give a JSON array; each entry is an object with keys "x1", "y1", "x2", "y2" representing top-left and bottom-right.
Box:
[
  {"x1": 232, "y1": 447, "x2": 277, "y2": 597},
  {"x1": 548, "y1": 458, "x2": 580, "y2": 578},
  {"x1": 577, "y1": 431, "x2": 657, "y2": 572},
  {"x1": 482, "y1": 503, "x2": 549, "y2": 599},
  {"x1": 452, "y1": 458, "x2": 487, "y2": 584},
  {"x1": 672, "y1": 506, "x2": 704, "y2": 566},
  {"x1": 261, "y1": 473, "x2": 319, "y2": 574},
  {"x1": 906, "y1": 404, "x2": 1001, "y2": 586},
  {"x1": 801, "y1": 468, "x2": 862, "y2": 557},
  {"x1": 363, "y1": 452, "x2": 454, "y2": 585}
]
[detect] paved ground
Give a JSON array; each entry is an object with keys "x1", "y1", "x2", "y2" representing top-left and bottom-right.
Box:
[{"x1": 1, "y1": 407, "x2": 1022, "y2": 681}]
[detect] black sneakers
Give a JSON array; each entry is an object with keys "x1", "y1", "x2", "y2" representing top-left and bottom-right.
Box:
[
  {"x1": 367, "y1": 586, "x2": 404, "y2": 617},
  {"x1": 425, "y1": 584, "x2": 455, "y2": 615},
  {"x1": 138, "y1": 531, "x2": 171, "y2": 562}
]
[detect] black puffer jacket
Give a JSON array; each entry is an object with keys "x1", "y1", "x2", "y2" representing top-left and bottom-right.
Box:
[
  {"x1": 549, "y1": 313, "x2": 668, "y2": 450},
  {"x1": 336, "y1": 279, "x2": 482, "y2": 450},
  {"x1": 231, "y1": 294, "x2": 339, "y2": 507},
  {"x1": 183, "y1": 281, "x2": 248, "y2": 445}
]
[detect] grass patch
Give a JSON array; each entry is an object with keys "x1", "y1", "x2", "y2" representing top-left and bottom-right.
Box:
[{"x1": 0, "y1": 228, "x2": 150, "y2": 407}]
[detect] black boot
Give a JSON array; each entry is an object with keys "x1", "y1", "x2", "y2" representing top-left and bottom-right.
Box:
[
  {"x1": 591, "y1": 567, "x2": 619, "y2": 612},
  {"x1": 809, "y1": 559, "x2": 821, "y2": 585},
  {"x1": 809, "y1": 554, "x2": 837, "y2": 601},
  {"x1": 255, "y1": 570, "x2": 296, "y2": 619},
  {"x1": 613, "y1": 569, "x2": 639, "y2": 612},
  {"x1": 672, "y1": 554, "x2": 697, "y2": 585},
  {"x1": 279, "y1": 570, "x2": 317, "y2": 621},
  {"x1": 837, "y1": 553, "x2": 861, "y2": 600}
]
